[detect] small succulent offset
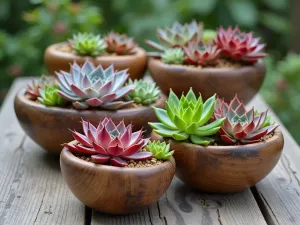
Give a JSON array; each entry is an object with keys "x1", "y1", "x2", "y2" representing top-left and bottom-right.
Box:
[
  {"x1": 162, "y1": 48, "x2": 185, "y2": 65},
  {"x1": 125, "y1": 79, "x2": 161, "y2": 105},
  {"x1": 214, "y1": 27, "x2": 267, "y2": 63},
  {"x1": 184, "y1": 41, "x2": 221, "y2": 66},
  {"x1": 70, "y1": 33, "x2": 107, "y2": 57},
  {"x1": 65, "y1": 118, "x2": 152, "y2": 167},
  {"x1": 203, "y1": 30, "x2": 217, "y2": 43},
  {"x1": 38, "y1": 85, "x2": 65, "y2": 106},
  {"x1": 214, "y1": 96, "x2": 278, "y2": 144},
  {"x1": 26, "y1": 75, "x2": 56, "y2": 100},
  {"x1": 149, "y1": 89, "x2": 225, "y2": 145},
  {"x1": 146, "y1": 20, "x2": 203, "y2": 53},
  {"x1": 146, "y1": 141, "x2": 174, "y2": 160},
  {"x1": 105, "y1": 32, "x2": 136, "y2": 55},
  {"x1": 56, "y1": 61, "x2": 135, "y2": 110}
]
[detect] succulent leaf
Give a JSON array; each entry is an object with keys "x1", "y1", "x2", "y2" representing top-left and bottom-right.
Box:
[
  {"x1": 56, "y1": 61, "x2": 134, "y2": 110},
  {"x1": 124, "y1": 79, "x2": 161, "y2": 105},
  {"x1": 70, "y1": 33, "x2": 107, "y2": 57},
  {"x1": 150, "y1": 88, "x2": 224, "y2": 145},
  {"x1": 65, "y1": 118, "x2": 152, "y2": 167}
]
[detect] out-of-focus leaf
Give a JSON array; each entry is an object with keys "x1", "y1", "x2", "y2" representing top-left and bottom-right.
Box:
[
  {"x1": 189, "y1": 0, "x2": 217, "y2": 15},
  {"x1": 227, "y1": 0, "x2": 258, "y2": 27},
  {"x1": 263, "y1": 0, "x2": 288, "y2": 11},
  {"x1": 260, "y1": 12, "x2": 290, "y2": 33}
]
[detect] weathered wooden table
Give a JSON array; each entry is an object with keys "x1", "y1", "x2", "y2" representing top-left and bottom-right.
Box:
[{"x1": 1, "y1": 78, "x2": 300, "y2": 225}]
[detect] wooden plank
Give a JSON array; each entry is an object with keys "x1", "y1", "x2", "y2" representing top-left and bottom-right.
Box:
[
  {"x1": 91, "y1": 177, "x2": 267, "y2": 225},
  {"x1": 0, "y1": 78, "x2": 85, "y2": 225},
  {"x1": 250, "y1": 95, "x2": 300, "y2": 225}
]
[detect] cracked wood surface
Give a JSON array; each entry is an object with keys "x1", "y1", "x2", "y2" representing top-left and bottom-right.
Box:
[
  {"x1": 1, "y1": 78, "x2": 300, "y2": 225},
  {"x1": 0, "y1": 79, "x2": 85, "y2": 225}
]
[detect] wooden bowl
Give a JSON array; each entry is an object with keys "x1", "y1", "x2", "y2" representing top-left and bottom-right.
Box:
[
  {"x1": 148, "y1": 58, "x2": 266, "y2": 104},
  {"x1": 44, "y1": 43, "x2": 147, "y2": 80},
  {"x1": 14, "y1": 89, "x2": 166, "y2": 154},
  {"x1": 151, "y1": 129, "x2": 284, "y2": 193},
  {"x1": 60, "y1": 146, "x2": 176, "y2": 214}
]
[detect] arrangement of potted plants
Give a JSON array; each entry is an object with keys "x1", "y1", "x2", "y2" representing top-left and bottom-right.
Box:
[
  {"x1": 150, "y1": 88, "x2": 284, "y2": 193},
  {"x1": 14, "y1": 61, "x2": 165, "y2": 154},
  {"x1": 146, "y1": 21, "x2": 267, "y2": 104},
  {"x1": 60, "y1": 118, "x2": 175, "y2": 214},
  {"x1": 44, "y1": 32, "x2": 147, "y2": 80}
]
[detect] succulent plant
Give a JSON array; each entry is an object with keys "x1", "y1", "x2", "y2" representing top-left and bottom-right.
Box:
[
  {"x1": 26, "y1": 75, "x2": 56, "y2": 100},
  {"x1": 214, "y1": 96, "x2": 278, "y2": 145},
  {"x1": 184, "y1": 41, "x2": 221, "y2": 66},
  {"x1": 38, "y1": 85, "x2": 65, "y2": 106},
  {"x1": 255, "y1": 110, "x2": 275, "y2": 128},
  {"x1": 213, "y1": 27, "x2": 267, "y2": 63},
  {"x1": 146, "y1": 20, "x2": 203, "y2": 52},
  {"x1": 162, "y1": 48, "x2": 185, "y2": 64},
  {"x1": 203, "y1": 29, "x2": 217, "y2": 43},
  {"x1": 64, "y1": 118, "x2": 152, "y2": 167},
  {"x1": 146, "y1": 141, "x2": 174, "y2": 160},
  {"x1": 105, "y1": 32, "x2": 136, "y2": 55},
  {"x1": 149, "y1": 88, "x2": 225, "y2": 145},
  {"x1": 124, "y1": 79, "x2": 160, "y2": 105},
  {"x1": 56, "y1": 61, "x2": 135, "y2": 110},
  {"x1": 69, "y1": 33, "x2": 107, "y2": 57}
]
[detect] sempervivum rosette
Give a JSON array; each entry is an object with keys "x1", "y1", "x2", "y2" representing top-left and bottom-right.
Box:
[
  {"x1": 105, "y1": 32, "x2": 136, "y2": 55},
  {"x1": 214, "y1": 96, "x2": 278, "y2": 144},
  {"x1": 56, "y1": 61, "x2": 135, "y2": 109},
  {"x1": 64, "y1": 118, "x2": 152, "y2": 167},
  {"x1": 214, "y1": 26, "x2": 267, "y2": 63}
]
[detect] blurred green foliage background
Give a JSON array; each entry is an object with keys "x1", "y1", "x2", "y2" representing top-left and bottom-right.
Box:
[{"x1": 1, "y1": 0, "x2": 299, "y2": 142}]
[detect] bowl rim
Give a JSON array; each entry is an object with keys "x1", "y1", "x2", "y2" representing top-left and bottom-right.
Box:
[
  {"x1": 152, "y1": 129, "x2": 283, "y2": 151},
  {"x1": 60, "y1": 143, "x2": 175, "y2": 173},
  {"x1": 16, "y1": 88, "x2": 166, "y2": 114},
  {"x1": 148, "y1": 57, "x2": 265, "y2": 73},
  {"x1": 46, "y1": 42, "x2": 146, "y2": 61}
]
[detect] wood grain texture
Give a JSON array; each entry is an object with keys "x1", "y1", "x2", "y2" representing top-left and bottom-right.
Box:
[
  {"x1": 44, "y1": 43, "x2": 147, "y2": 80},
  {"x1": 0, "y1": 79, "x2": 85, "y2": 225},
  {"x1": 91, "y1": 177, "x2": 267, "y2": 225},
  {"x1": 250, "y1": 95, "x2": 300, "y2": 225}
]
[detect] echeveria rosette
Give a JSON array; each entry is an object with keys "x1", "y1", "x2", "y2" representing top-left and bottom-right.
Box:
[
  {"x1": 214, "y1": 96, "x2": 278, "y2": 145},
  {"x1": 65, "y1": 118, "x2": 152, "y2": 167},
  {"x1": 26, "y1": 75, "x2": 56, "y2": 100},
  {"x1": 105, "y1": 32, "x2": 136, "y2": 55},
  {"x1": 213, "y1": 26, "x2": 267, "y2": 63},
  {"x1": 183, "y1": 41, "x2": 221, "y2": 66},
  {"x1": 38, "y1": 85, "x2": 65, "y2": 106},
  {"x1": 145, "y1": 20, "x2": 203, "y2": 55},
  {"x1": 146, "y1": 141, "x2": 174, "y2": 160},
  {"x1": 69, "y1": 33, "x2": 107, "y2": 57},
  {"x1": 149, "y1": 89, "x2": 225, "y2": 145},
  {"x1": 56, "y1": 61, "x2": 135, "y2": 110},
  {"x1": 124, "y1": 79, "x2": 161, "y2": 105},
  {"x1": 162, "y1": 48, "x2": 185, "y2": 65}
]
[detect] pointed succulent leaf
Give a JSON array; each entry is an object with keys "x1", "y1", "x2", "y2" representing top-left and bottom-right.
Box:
[{"x1": 190, "y1": 135, "x2": 214, "y2": 145}]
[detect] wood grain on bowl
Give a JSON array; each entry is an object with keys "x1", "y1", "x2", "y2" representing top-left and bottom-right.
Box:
[
  {"x1": 60, "y1": 147, "x2": 176, "y2": 214},
  {"x1": 44, "y1": 43, "x2": 147, "y2": 80},
  {"x1": 14, "y1": 89, "x2": 166, "y2": 154},
  {"x1": 152, "y1": 130, "x2": 284, "y2": 193},
  {"x1": 148, "y1": 58, "x2": 266, "y2": 104}
]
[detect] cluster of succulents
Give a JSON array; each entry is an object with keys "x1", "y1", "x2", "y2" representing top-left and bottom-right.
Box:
[
  {"x1": 38, "y1": 85, "x2": 65, "y2": 106},
  {"x1": 69, "y1": 32, "x2": 137, "y2": 57},
  {"x1": 65, "y1": 118, "x2": 174, "y2": 167},
  {"x1": 26, "y1": 75, "x2": 56, "y2": 100},
  {"x1": 147, "y1": 21, "x2": 267, "y2": 66},
  {"x1": 149, "y1": 89, "x2": 225, "y2": 145},
  {"x1": 125, "y1": 79, "x2": 161, "y2": 105},
  {"x1": 214, "y1": 96, "x2": 278, "y2": 144}
]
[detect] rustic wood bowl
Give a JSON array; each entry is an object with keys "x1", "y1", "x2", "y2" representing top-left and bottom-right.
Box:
[
  {"x1": 151, "y1": 129, "x2": 284, "y2": 193},
  {"x1": 60, "y1": 146, "x2": 176, "y2": 214},
  {"x1": 14, "y1": 89, "x2": 166, "y2": 154},
  {"x1": 44, "y1": 43, "x2": 147, "y2": 80},
  {"x1": 148, "y1": 58, "x2": 266, "y2": 104}
]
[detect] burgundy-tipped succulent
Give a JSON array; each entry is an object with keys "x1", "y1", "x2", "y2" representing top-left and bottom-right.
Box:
[
  {"x1": 65, "y1": 118, "x2": 152, "y2": 167},
  {"x1": 214, "y1": 96, "x2": 278, "y2": 145},
  {"x1": 214, "y1": 26, "x2": 267, "y2": 63},
  {"x1": 105, "y1": 32, "x2": 136, "y2": 55},
  {"x1": 26, "y1": 75, "x2": 55, "y2": 100},
  {"x1": 183, "y1": 41, "x2": 221, "y2": 66}
]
